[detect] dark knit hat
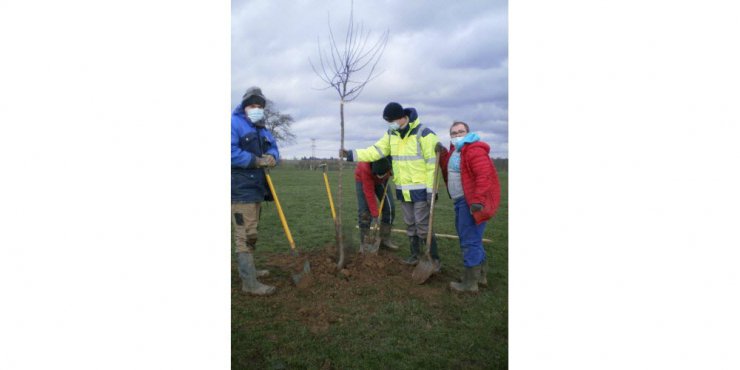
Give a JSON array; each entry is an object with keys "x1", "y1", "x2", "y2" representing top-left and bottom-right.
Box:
[
  {"x1": 371, "y1": 157, "x2": 392, "y2": 176},
  {"x1": 241, "y1": 86, "x2": 266, "y2": 108},
  {"x1": 383, "y1": 102, "x2": 405, "y2": 122}
]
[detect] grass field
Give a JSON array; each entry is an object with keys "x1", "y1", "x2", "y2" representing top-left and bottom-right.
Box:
[{"x1": 232, "y1": 164, "x2": 508, "y2": 369}]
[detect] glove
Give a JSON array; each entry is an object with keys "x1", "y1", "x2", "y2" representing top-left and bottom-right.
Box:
[
  {"x1": 434, "y1": 142, "x2": 446, "y2": 154},
  {"x1": 338, "y1": 149, "x2": 349, "y2": 158},
  {"x1": 263, "y1": 154, "x2": 276, "y2": 167},
  {"x1": 256, "y1": 155, "x2": 276, "y2": 168},
  {"x1": 470, "y1": 203, "x2": 483, "y2": 213},
  {"x1": 370, "y1": 217, "x2": 379, "y2": 229}
]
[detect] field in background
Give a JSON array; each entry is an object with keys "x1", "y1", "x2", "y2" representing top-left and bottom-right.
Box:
[{"x1": 232, "y1": 165, "x2": 508, "y2": 369}]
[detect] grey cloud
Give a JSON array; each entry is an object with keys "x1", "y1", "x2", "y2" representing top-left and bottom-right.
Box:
[{"x1": 232, "y1": 0, "x2": 508, "y2": 158}]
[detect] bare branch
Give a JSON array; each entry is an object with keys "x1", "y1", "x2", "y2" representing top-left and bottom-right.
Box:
[{"x1": 309, "y1": 0, "x2": 390, "y2": 269}]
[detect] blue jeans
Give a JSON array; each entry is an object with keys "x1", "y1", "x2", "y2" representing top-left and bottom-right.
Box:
[
  {"x1": 356, "y1": 181, "x2": 395, "y2": 228},
  {"x1": 454, "y1": 197, "x2": 488, "y2": 268}
]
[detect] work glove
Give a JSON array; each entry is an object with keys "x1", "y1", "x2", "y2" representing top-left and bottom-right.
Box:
[
  {"x1": 434, "y1": 142, "x2": 446, "y2": 154},
  {"x1": 338, "y1": 149, "x2": 349, "y2": 158},
  {"x1": 470, "y1": 203, "x2": 483, "y2": 213}
]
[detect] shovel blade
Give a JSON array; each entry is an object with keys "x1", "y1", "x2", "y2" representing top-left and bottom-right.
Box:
[
  {"x1": 364, "y1": 227, "x2": 381, "y2": 254},
  {"x1": 291, "y1": 260, "x2": 312, "y2": 286},
  {"x1": 411, "y1": 256, "x2": 435, "y2": 284}
]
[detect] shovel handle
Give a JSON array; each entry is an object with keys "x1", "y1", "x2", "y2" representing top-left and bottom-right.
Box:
[
  {"x1": 265, "y1": 169, "x2": 297, "y2": 252},
  {"x1": 322, "y1": 168, "x2": 336, "y2": 221},
  {"x1": 426, "y1": 152, "x2": 441, "y2": 249}
]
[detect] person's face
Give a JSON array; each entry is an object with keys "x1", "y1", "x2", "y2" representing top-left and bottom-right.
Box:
[
  {"x1": 244, "y1": 103, "x2": 263, "y2": 113},
  {"x1": 450, "y1": 124, "x2": 468, "y2": 138},
  {"x1": 394, "y1": 116, "x2": 408, "y2": 128}
]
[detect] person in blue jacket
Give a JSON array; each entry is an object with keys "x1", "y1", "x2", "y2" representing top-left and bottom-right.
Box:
[{"x1": 231, "y1": 86, "x2": 280, "y2": 296}]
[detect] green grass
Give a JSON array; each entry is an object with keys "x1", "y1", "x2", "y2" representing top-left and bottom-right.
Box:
[{"x1": 232, "y1": 165, "x2": 508, "y2": 369}]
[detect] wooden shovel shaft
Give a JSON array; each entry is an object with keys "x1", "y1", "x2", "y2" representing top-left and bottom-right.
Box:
[
  {"x1": 265, "y1": 170, "x2": 297, "y2": 252},
  {"x1": 425, "y1": 152, "x2": 442, "y2": 252}
]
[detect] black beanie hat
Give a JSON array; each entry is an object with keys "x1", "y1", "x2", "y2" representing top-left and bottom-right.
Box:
[
  {"x1": 371, "y1": 157, "x2": 392, "y2": 176},
  {"x1": 383, "y1": 102, "x2": 405, "y2": 122},
  {"x1": 241, "y1": 86, "x2": 266, "y2": 108}
]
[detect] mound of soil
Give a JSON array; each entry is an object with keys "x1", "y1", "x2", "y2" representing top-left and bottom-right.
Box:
[{"x1": 233, "y1": 246, "x2": 456, "y2": 334}]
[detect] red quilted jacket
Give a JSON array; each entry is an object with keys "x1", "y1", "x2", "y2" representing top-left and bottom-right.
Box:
[
  {"x1": 355, "y1": 162, "x2": 391, "y2": 218},
  {"x1": 439, "y1": 141, "x2": 501, "y2": 224}
]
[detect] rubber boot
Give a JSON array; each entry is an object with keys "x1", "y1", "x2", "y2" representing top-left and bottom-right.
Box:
[
  {"x1": 246, "y1": 239, "x2": 269, "y2": 277},
  {"x1": 359, "y1": 227, "x2": 370, "y2": 253},
  {"x1": 401, "y1": 236, "x2": 420, "y2": 265},
  {"x1": 429, "y1": 235, "x2": 441, "y2": 273},
  {"x1": 237, "y1": 252, "x2": 276, "y2": 296},
  {"x1": 379, "y1": 224, "x2": 399, "y2": 250},
  {"x1": 478, "y1": 261, "x2": 488, "y2": 287},
  {"x1": 450, "y1": 265, "x2": 481, "y2": 293}
]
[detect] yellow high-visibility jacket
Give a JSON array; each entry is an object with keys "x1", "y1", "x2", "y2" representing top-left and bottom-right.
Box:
[{"x1": 351, "y1": 108, "x2": 439, "y2": 202}]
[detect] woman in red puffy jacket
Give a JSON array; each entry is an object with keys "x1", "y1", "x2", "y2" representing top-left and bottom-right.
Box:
[{"x1": 438, "y1": 121, "x2": 501, "y2": 293}]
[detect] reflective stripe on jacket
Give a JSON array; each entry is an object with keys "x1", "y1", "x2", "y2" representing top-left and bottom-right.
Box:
[{"x1": 353, "y1": 108, "x2": 439, "y2": 202}]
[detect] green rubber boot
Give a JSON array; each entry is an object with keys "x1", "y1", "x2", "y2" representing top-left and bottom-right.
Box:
[
  {"x1": 237, "y1": 252, "x2": 276, "y2": 296},
  {"x1": 401, "y1": 236, "x2": 420, "y2": 265},
  {"x1": 450, "y1": 265, "x2": 481, "y2": 293}
]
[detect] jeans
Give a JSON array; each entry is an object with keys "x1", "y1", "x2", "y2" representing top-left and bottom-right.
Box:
[{"x1": 454, "y1": 197, "x2": 487, "y2": 267}]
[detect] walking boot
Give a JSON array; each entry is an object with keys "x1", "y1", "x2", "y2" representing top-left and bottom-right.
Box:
[
  {"x1": 379, "y1": 224, "x2": 399, "y2": 250},
  {"x1": 237, "y1": 252, "x2": 276, "y2": 296},
  {"x1": 401, "y1": 236, "x2": 420, "y2": 265},
  {"x1": 449, "y1": 265, "x2": 481, "y2": 293}
]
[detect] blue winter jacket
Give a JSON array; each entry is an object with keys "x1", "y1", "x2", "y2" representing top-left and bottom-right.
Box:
[{"x1": 231, "y1": 104, "x2": 280, "y2": 203}]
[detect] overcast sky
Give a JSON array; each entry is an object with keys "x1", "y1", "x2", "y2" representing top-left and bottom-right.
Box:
[{"x1": 232, "y1": 0, "x2": 507, "y2": 159}]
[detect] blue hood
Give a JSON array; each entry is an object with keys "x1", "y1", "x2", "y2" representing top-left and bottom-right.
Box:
[
  {"x1": 233, "y1": 104, "x2": 258, "y2": 127},
  {"x1": 405, "y1": 107, "x2": 418, "y2": 123}
]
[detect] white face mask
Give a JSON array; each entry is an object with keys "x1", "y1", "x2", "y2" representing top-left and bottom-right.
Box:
[
  {"x1": 451, "y1": 137, "x2": 464, "y2": 147},
  {"x1": 246, "y1": 108, "x2": 265, "y2": 122},
  {"x1": 389, "y1": 118, "x2": 404, "y2": 131}
]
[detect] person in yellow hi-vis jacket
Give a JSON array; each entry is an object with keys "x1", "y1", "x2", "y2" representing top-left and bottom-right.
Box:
[{"x1": 340, "y1": 102, "x2": 443, "y2": 271}]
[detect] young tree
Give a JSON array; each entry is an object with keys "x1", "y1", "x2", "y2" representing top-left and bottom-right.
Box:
[
  {"x1": 264, "y1": 100, "x2": 296, "y2": 145},
  {"x1": 310, "y1": 2, "x2": 389, "y2": 269}
]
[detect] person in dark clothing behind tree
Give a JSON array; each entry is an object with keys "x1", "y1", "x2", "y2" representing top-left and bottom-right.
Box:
[
  {"x1": 231, "y1": 86, "x2": 280, "y2": 296},
  {"x1": 355, "y1": 156, "x2": 399, "y2": 252}
]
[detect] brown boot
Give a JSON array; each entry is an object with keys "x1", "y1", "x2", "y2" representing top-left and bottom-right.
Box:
[{"x1": 379, "y1": 224, "x2": 399, "y2": 250}]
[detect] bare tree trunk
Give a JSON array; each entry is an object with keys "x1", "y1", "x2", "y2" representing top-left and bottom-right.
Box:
[
  {"x1": 336, "y1": 100, "x2": 346, "y2": 269},
  {"x1": 309, "y1": 3, "x2": 388, "y2": 270}
]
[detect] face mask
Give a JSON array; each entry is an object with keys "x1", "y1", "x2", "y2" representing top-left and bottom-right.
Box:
[
  {"x1": 388, "y1": 122, "x2": 400, "y2": 131},
  {"x1": 451, "y1": 137, "x2": 463, "y2": 147},
  {"x1": 247, "y1": 108, "x2": 264, "y2": 123}
]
